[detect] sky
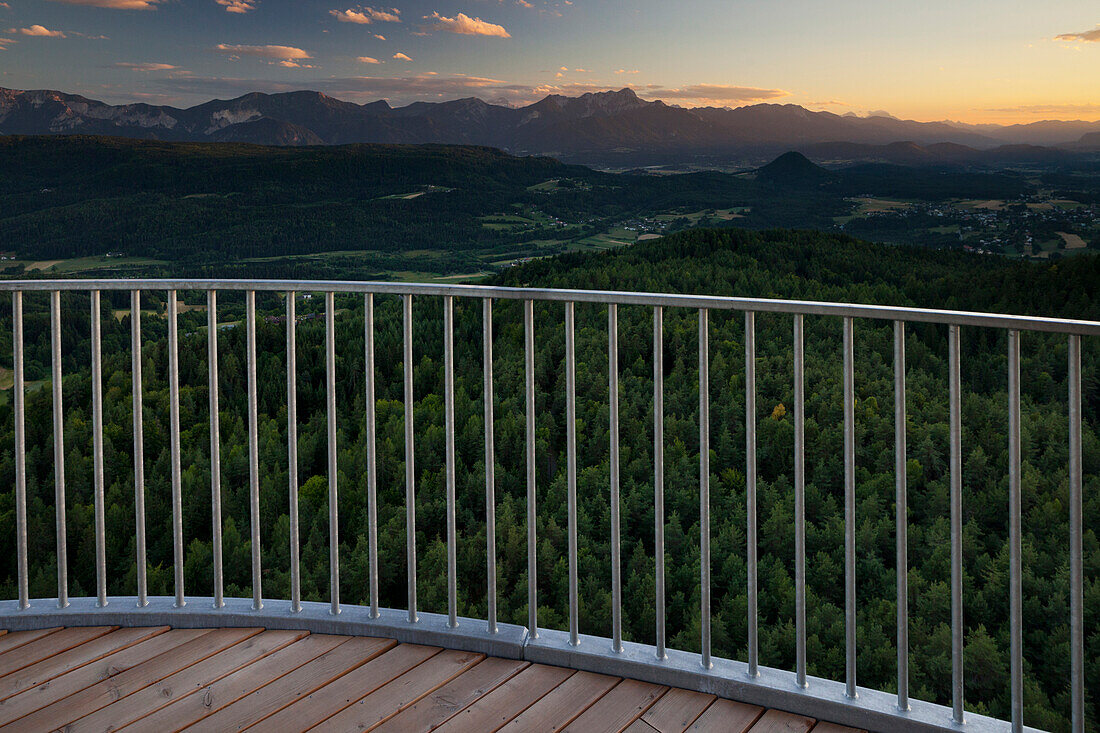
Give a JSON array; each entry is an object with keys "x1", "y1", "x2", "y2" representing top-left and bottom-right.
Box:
[{"x1": 0, "y1": 0, "x2": 1098, "y2": 124}]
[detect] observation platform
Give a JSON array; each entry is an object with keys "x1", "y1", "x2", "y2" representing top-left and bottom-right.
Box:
[{"x1": 0, "y1": 624, "x2": 864, "y2": 733}]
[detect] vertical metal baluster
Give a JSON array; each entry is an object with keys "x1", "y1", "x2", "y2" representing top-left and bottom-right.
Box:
[
  {"x1": 326, "y1": 292, "x2": 340, "y2": 616},
  {"x1": 843, "y1": 317, "x2": 857, "y2": 698},
  {"x1": 132, "y1": 292, "x2": 148, "y2": 608},
  {"x1": 794, "y1": 313, "x2": 806, "y2": 687},
  {"x1": 894, "y1": 321, "x2": 909, "y2": 711},
  {"x1": 246, "y1": 290, "x2": 261, "y2": 610},
  {"x1": 654, "y1": 305, "x2": 666, "y2": 660},
  {"x1": 484, "y1": 298, "x2": 498, "y2": 634},
  {"x1": 1068, "y1": 333, "x2": 1083, "y2": 733},
  {"x1": 444, "y1": 296, "x2": 457, "y2": 628},
  {"x1": 566, "y1": 301, "x2": 579, "y2": 647},
  {"x1": 745, "y1": 311, "x2": 758, "y2": 678},
  {"x1": 609, "y1": 303, "x2": 622, "y2": 653},
  {"x1": 12, "y1": 292, "x2": 28, "y2": 610},
  {"x1": 287, "y1": 292, "x2": 300, "y2": 613},
  {"x1": 699, "y1": 308, "x2": 712, "y2": 670},
  {"x1": 92, "y1": 290, "x2": 108, "y2": 608},
  {"x1": 365, "y1": 294, "x2": 379, "y2": 619},
  {"x1": 167, "y1": 290, "x2": 184, "y2": 607},
  {"x1": 949, "y1": 324, "x2": 964, "y2": 724},
  {"x1": 404, "y1": 294, "x2": 417, "y2": 623},
  {"x1": 1008, "y1": 330, "x2": 1023, "y2": 733},
  {"x1": 208, "y1": 291, "x2": 223, "y2": 609},
  {"x1": 51, "y1": 291, "x2": 68, "y2": 608},
  {"x1": 525, "y1": 299, "x2": 538, "y2": 639}
]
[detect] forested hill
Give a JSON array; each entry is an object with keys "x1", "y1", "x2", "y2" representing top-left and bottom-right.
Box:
[{"x1": 0, "y1": 230, "x2": 1097, "y2": 730}]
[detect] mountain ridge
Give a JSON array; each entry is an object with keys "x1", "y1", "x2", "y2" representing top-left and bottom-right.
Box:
[{"x1": 3, "y1": 86, "x2": 1100, "y2": 164}]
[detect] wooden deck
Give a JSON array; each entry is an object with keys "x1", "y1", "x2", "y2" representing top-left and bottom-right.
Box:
[{"x1": 0, "y1": 626, "x2": 867, "y2": 732}]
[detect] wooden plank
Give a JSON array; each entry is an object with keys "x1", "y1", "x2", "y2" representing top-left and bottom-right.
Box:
[
  {"x1": 0, "y1": 626, "x2": 116, "y2": 677},
  {"x1": 0, "y1": 628, "x2": 62, "y2": 656},
  {"x1": 745, "y1": 709, "x2": 816, "y2": 733},
  {"x1": 561, "y1": 679, "x2": 668, "y2": 733},
  {"x1": 64, "y1": 629, "x2": 307, "y2": 733},
  {"x1": 498, "y1": 669, "x2": 620, "y2": 732},
  {"x1": 311, "y1": 648, "x2": 484, "y2": 732},
  {"x1": 810, "y1": 723, "x2": 866, "y2": 733},
  {"x1": 638, "y1": 688, "x2": 717, "y2": 733},
  {"x1": 194, "y1": 636, "x2": 395, "y2": 732},
  {"x1": 433, "y1": 664, "x2": 575, "y2": 733},
  {"x1": 688, "y1": 699, "x2": 763, "y2": 732},
  {"x1": 0, "y1": 626, "x2": 169, "y2": 702},
  {"x1": 0, "y1": 628, "x2": 208, "y2": 724},
  {"x1": 129, "y1": 633, "x2": 347, "y2": 732},
  {"x1": 0, "y1": 627, "x2": 261, "y2": 731},
  {"x1": 247, "y1": 643, "x2": 441, "y2": 732},
  {"x1": 373, "y1": 657, "x2": 528, "y2": 733}
]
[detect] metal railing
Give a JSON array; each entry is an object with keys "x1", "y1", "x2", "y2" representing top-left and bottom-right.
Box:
[{"x1": 2, "y1": 278, "x2": 1096, "y2": 733}]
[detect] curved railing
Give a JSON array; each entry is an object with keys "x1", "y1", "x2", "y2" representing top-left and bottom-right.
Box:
[{"x1": 2, "y1": 279, "x2": 1096, "y2": 733}]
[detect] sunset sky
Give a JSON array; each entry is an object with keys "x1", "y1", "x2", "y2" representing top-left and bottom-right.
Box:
[{"x1": 1, "y1": 0, "x2": 1098, "y2": 124}]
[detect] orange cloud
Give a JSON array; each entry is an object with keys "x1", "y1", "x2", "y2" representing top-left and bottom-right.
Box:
[
  {"x1": 213, "y1": 43, "x2": 312, "y2": 60},
  {"x1": 216, "y1": 0, "x2": 257, "y2": 13},
  {"x1": 357, "y1": 56, "x2": 382, "y2": 63},
  {"x1": 424, "y1": 12, "x2": 510, "y2": 38},
  {"x1": 46, "y1": 0, "x2": 164, "y2": 8},
  {"x1": 643, "y1": 83, "x2": 789, "y2": 104},
  {"x1": 330, "y1": 7, "x2": 400, "y2": 24},
  {"x1": 393, "y1": 51, "x2": 412, "y2": 61},
  {"x1": 11, "y1": 25, "x2": 66, "y2": 37},
  {"x1": 1055, "y1": 26, "x2": 1100, "y2": 42},
  {"x1": 114, "y1": 62, "x2": 177, "y2": 71}
]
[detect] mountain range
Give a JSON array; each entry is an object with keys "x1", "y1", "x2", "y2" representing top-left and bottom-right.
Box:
[{"x1": 3, "y1": 86, "x2": 1099, "y2": 165}]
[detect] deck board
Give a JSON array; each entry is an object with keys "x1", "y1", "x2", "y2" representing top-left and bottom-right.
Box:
[
  {"x1": 0, "y1": 627, "x2": 875, "y2": 733},
  {"x1": 637, "y1": 688, "x2": 717, "y2": 732},
  {"x1": 0, "y1": 626, "x2": 168, "y2": 702},
  {"x1": 0, "y1": 628, "x2": 209, "y2": 725},
  {"x1": 311, "y1": 648, "x2": 484, "y2": 732},
  {"x1": 561, "y1": 678, "x2": 668, "y2": 733},
  {"x1": 499, "y1": 669, "x2": 621, "y2": 732},
  {"x1": 433, "y1": 663, "x2": 575, "y2": 732},
  {"x1": 132, "y1": 633, "x2": 346, "y2": 732},
  {"x1": 63, "y1": 629, "x2": 307, "y2": 733},
  {"x1": 247, "y1": 643, "x2": 440, "y2": 732},
  {"x1": 688, "y1": 698, "x2": 764, "y2": 732},
  {"x1": 195, "y1": 636, "x2": 394, "y2": 731},
  {"x1": 0, "y1": 627, "x2": 260, "y2": 732},
  {"x1": 372, "y1": 656, "x2": 528, "y2": 732},
  {"x1": 0, "y1": 626, "x2": 117, "y2": 677}
]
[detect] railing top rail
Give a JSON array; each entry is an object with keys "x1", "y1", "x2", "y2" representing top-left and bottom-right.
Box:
[{"x1": 1, "y1": 278, "x2": 1097, "y2": 335}]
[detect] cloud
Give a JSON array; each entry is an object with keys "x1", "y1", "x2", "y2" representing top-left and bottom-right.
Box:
[
  {"x1": 10, "y1": 24, "x2": 66, "y2": 37},
  {"x1": 1054, "y1": 26, "x2": 1100, "y2": 42},
  {"x1": 981, "y1": 103, "x2": 1100, "y2": 116},
  {"x1": 640, "y1": 83, "x2": 789, "y2": 105},
  {"x1": 216, "y1": 0, "x2": 258, "y2": 13},
  {"x1": 424, "y1": 12, "x2": 510, "y2": 37},
  {"x1": 357, "y1": 55, "x2": 381, "y2": 63},
  {"x1": 45, "y1": 0, "x2": 164, "y2": 8},
  {"x1": 0, "y1": 37, "x2": 14, "y2": 49},
  {"x1": 0, "y1": 3, "x2": 10, "y2": 8},
  {"x1": 615, "y1": 69, "x2": 639, "y2": 75},
  {"x1": 392, "y1": 51, "x2": 411, "y2": 60},
  {"x1": 330, "y1": 7, "x2": 400, "y2": 24},
  {"x1": 114, "y1": 61, "x2": 177, "y2": 71},
  {"x1": 326, "y1": 73, "x2": 515, "y2": 98},
  {"x1": 213, "y1": 43, "x2": 312, "y2": 60},
  {"x1": 373, "y1": 33, "x2": 385, "y2": 40}
]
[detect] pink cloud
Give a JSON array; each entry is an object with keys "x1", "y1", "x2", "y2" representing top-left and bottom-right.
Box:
[
  {"x1": 11, "y1": 24, "x2": 66, "y2": 37},
  {"x1": 424, "y1": 11, "x2": 510, "y2": 38},
  {"x1": 216, "y1": 0, "x2": 257, "y2": 13},
  {"x1": 392, "y1": 51, "x2": 412, "y2": 61},
  {"x1": 1055, "y1": 26, "x2": 1100, "y2": 42},
  {"x1": 329, "y1": 7, "x2": 400, "y2": 24},
  {"x1": 46, "y1": 0, "x2": 164, "y2": 8},
  {"x1": 212, "y1": 43, "x2": 312, "y2": 60}
]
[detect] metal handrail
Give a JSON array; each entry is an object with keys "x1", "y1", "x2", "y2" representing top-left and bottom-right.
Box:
[{"x1": 0, "y1": 279, "x2": 1090, "y2": 733}]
